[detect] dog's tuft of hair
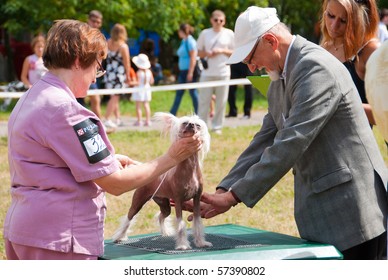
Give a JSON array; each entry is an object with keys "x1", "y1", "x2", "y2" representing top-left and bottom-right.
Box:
[
  {"x1": 153, "y1": 112, "x2": 210, "y2": 166},
  {"x1": 111, "y1": 214, "x2": 138, "y2": 242},
  {"x1": 154, "y1": 211, "x2": 175, "y2": 236}
]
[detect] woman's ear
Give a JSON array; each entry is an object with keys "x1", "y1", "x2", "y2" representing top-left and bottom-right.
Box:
[{"x1": 74, "y1": 57, "x2": 81, "y2": 70}]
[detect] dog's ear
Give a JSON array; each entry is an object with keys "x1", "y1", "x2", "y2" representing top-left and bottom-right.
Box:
[
  {"x1": 196, "y1": 117, "x2": 211, "y2": 163},
  {"x1": 153, "y1": 112, "x2": 178, "y2": 138}
]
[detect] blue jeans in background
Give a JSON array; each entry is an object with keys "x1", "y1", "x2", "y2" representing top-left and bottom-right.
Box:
[{"x1": 170, "y1": 70, "x2": 198, "y2": 115}]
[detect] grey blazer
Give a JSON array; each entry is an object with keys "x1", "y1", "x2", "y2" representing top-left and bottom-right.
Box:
[{"x1": 219, "y1": 36, "x2": 388, "y2": 251}]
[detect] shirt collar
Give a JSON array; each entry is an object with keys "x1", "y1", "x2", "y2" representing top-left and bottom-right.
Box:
[
  {"x1": 281, "y1": 35, "x2": 296, "y2": 84},
  {"x1": 41, "y1": 71, "x2": 75, "y2": 99}
]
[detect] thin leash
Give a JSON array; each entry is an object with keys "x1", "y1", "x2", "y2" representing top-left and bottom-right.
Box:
[{"x1": 148, "y1": 172, "x2": 167, "y2": 201}]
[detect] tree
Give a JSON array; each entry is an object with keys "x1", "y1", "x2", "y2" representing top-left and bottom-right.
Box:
[
  {"x1": 2, "y1": 0, "x2": 386, "y2": 81},
  {"x1": 380, "y1": 0, "x2": 388, "y2": 8},
  {"x1": 1, "y1": 0, "x2": 120, "y2": 80},
  {"x1": 0, "y1": 0, "x2": 208, "y2": 41},
  {"x1": 268, "y1": 1, "x2": 322, "y2": 42},
  {"x1": 200, "y1": 0, "x2": 269, "y2": 32},
  {"x1": 0, "y1": 0, "x2": 208, "y2": 80}
]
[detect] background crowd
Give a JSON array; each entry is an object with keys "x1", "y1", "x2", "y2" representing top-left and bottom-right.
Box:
[{"x1": 4, "y1": 2, "x2": 387, "y2": 136}]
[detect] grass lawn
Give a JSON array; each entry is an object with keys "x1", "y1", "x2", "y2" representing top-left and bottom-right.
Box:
[{"x1": 0, "y1": 85, "x2": 387, "y2": 259}]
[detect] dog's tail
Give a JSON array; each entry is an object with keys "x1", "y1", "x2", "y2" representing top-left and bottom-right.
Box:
[{"x1": 111, "y1": 215, "x2": 138, "y2": 242}]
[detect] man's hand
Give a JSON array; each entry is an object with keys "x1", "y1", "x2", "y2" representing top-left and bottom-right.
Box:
[
  {"x1": 177, "y1": 189, "x2": 240, "y2": 221},
  {"x1": 200, "y1": 191, "x2": 239, "y2": 219}
]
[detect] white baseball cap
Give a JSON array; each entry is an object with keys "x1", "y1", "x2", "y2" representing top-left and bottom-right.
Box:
[
  {"x1": 227, "y1": 6, "x2": 280, "y2": 64},
  {"x1": 133, "y1": 53, "x2": 151, "y2": 69}
]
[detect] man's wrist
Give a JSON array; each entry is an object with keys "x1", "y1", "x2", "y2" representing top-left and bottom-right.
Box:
[
  {"x1": 229, "y1": 189, "x2": 241, "y2": 206},
  {"x1": 230, "y1": 190, "x2": 241, "y2": 203}
]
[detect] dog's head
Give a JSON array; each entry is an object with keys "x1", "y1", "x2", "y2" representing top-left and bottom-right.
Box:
[{"x1": 153, "y1": 112, "x2": 210, "y2": 163}]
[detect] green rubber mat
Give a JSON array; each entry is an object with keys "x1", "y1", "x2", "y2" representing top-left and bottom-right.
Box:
[{"x1": 116, "y1": 233, "x2": 267, "y2": 255}]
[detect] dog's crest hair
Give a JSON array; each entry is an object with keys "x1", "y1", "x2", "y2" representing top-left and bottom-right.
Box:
[{"x1": 153, "y1": 112, "x2": 210, "y2": 165}]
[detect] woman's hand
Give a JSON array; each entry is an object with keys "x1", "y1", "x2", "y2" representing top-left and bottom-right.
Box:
[
  {"x1": 186, "y1": 72, "x2": 193, "y2": 82},
  {"x1": 167, "y1": 132, "x2": 202, "y2": 164}
]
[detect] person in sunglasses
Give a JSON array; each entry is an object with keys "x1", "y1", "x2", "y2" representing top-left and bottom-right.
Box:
[
  {"x1": 3, "y1": 20, "x2": 203, "y2": 260},
  {"x1": 189, "y1": 6, "x2": 388, "y2": 260},
  {"x1": 197, "y1": 10, "x2": 235, "y2": 135}
]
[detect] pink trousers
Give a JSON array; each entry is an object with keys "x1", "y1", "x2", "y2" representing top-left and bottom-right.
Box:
[{"x1": 5, "y1": 239, "x2": 98, "y2": 260}]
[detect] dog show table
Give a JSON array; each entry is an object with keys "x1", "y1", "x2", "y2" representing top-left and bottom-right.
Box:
[{"x1": 100, "y1": 224, "x2": 342, "y2": 260}]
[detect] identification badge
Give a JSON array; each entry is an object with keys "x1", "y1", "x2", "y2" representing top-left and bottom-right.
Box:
[{"x1": 73, "y1": 119, "x2": 110, "y2": 163}]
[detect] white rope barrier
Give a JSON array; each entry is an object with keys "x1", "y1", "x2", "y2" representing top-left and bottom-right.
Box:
[{"x1": 0, "y1": 78, "x2": 252, "y2": 99}]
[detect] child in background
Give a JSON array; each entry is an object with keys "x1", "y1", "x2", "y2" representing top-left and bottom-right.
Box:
[
  {"x1": 132, "y1": 54, "x2": 154, "y2": 126},
  {"x1": 20, "y1": 35, "x2": 48, "y2": 88},
  {"x1": 150, "y1": 56, "x2": 164, "y2": 85}
]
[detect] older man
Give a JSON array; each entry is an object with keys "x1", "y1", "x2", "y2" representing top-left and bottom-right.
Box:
[{"x1": 196, "y1": 6, "x2": 388, "y2": 259}]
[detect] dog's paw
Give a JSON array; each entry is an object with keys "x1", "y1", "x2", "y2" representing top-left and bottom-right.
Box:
[
  {"x1": 111, "y1": 227, "x2": 129, "y2": 242},
  {"x1": 111, "y1": 216, "x2": 131, "y2": 243},
  {"x1": 194, "y1": 240, "x2": 213, "y2": 248},
  {"x1": 112, "y1": 234, "x2": 129, "y2": 243},
  {"x1": 175, "y1": 242, "x2": 192, "y2": 250}
]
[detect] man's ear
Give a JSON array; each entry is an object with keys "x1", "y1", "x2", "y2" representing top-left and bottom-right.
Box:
[{"x1": 262, "y1": 33, "x2": 279, "y2": 51}]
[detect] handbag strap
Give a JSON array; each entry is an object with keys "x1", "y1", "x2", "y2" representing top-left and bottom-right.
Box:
[
  {"x1": 209, "y1": 30, "x2": 223, "y2": 50},
  {"x1": 184, "y1": 38, "x2": 199, "y2": 73},
  {"x1": 186, "y1": 31, "x2": 223, "y2": 55}
]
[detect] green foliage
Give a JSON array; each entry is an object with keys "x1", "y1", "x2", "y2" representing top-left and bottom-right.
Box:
[
  {"x1": 380, "y1": 0, "x2": 388, "y2": 8},
  {"x1": 0, "y1": 0, "x2": 330, "y2": 42},
  {"x1": 1, "y1": 0, "x2": 80, "y2": 34},
  {"x1": 2, "y1": 0, "x2": 386, "y2": 42},
  {"x1": 269, "y1": 0, "x2": 322, "y2": 42},
  {"x1": 126, "y1": 0, "x2": 206, "y2": 41},
  {"x1": 0, "y1": 0, "x2": 206, "y2": 41},
  {"x1": 204, "y1": 0, "x2": 269, "y2": 31},
  {"x1": 2, "y1": 0, "x2": 384, "y2": 81}
]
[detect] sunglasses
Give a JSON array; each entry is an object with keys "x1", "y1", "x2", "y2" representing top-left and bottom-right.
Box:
[
  {"x1": 90, "y1": 18, "x2": 102, "y2": 25},
  {"x1": 242, "y1": 38, "x2": 261, "y2": 65},
  {"x1": 213, "y1": 18, "x2": 224, "y2": 23},
  {"x1": 96, "y1": 59, "x2": 106, "y2": 78}
]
